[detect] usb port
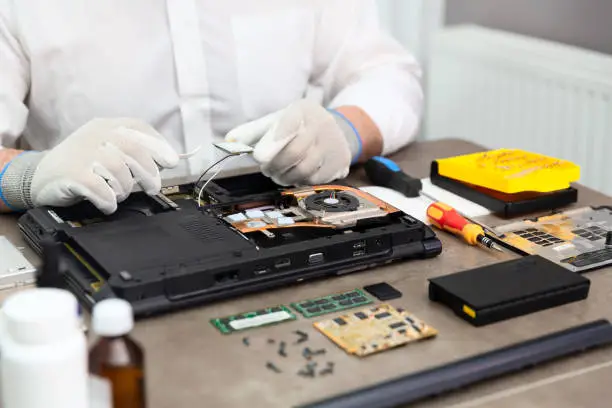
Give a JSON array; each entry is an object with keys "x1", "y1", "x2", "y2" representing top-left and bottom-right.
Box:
[
  {"x1": 254, "y1": 268, "x2": 269, "y2": 276},
  {"x1": 353, "y1": 241, "x2": 366, "y2": 249},
  {"x1": 275, "y1": 258, "x2": 291, "y2": 269},
  {"x1": 353, "y1": 250, "x2": 366, "y2": 257},
  {"x1": 308, "y1": 253, "x2": 325, "y2": 265}
]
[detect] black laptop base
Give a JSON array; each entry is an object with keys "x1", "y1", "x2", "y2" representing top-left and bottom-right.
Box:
[{"x1": 20, "y1": 174, "x2": 441, "y2": 318}]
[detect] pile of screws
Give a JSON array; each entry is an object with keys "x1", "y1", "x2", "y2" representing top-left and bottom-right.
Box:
[
  {"x1": 242, "y1": 330, "x2": 335, "y2": 378},
  {"x1": 296, "y1": 346, "x2": 332, "y2": 378}
]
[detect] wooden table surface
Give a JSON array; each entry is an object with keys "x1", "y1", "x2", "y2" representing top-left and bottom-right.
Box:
[{"x1": 2, "y1": 139, "x2": 612, "y2": 408}]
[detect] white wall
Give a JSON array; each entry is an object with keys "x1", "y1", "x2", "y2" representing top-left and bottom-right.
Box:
[
  {"x1": 447, "y1": 0, "x2": 612, "y2": 55},
  {"x1": 376, "y1": 0, "x2": 446, "y2": 67},
  {"x1": 376, "y1": 0, "x2": 446, "y2": 139}
]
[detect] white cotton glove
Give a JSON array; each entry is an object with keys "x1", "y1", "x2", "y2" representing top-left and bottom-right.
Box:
[
  {"x1": 0, "y1": 118, "x2": 179, "y2": 214},
  {"x1": 225, "y1": 100, "x2": 362, "y2": 186}
]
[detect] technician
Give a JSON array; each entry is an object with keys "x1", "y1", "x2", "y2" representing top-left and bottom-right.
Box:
[{"x1": 0, "y1": 0, "x2": 423, "y2": 215}]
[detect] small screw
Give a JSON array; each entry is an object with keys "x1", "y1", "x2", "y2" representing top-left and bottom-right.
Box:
[
  {"x1": 294, "y1": 330, "x2": 309, "y2": 344},
  {"x1": 298, "y1": 362, "x2": 317, "y2": 378},
  {"x1": 302, "y1": 347, "x2": 326, "y2": 360},
  {"x1": 266, "y1": 362, "x2": 282, "y2": 374},
  {"x1": 279, "y1": 341, "x2": 287, "y2": 357},
  {"x1": 320, "y1": 362, "x2": 335, "y2": 376},
  {"x1": 242, "y1": 337, "x2": 250, "y2": 347}
]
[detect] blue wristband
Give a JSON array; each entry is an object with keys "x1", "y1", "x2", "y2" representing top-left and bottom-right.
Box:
[
  {"x1": 328, "y1": 109, "x2": 363, "y2": 165},
  {"x1": 0, "y1": 151, "x2": 33, "y2": 211},
  {"x1": 0, "y1": 160, "x2": 17, "y2": 211}
]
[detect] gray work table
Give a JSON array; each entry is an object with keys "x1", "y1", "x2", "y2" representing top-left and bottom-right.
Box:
[{"x1": 2, "y1": 139, "x2": 612, "y2": 408}]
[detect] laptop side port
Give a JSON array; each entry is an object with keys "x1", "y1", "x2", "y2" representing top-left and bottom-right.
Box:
[
  {"x1": 214, "y1": 270, "x2": 239, "y2": 284},
  {"x1": 275, "y1": 258, "x2": 291, "y2": 269},
  {"x1": 353, "y1": 241, "x2": 366, "y2": 249},
  {"x1": 308, "y1": 253, "x2": 325, "y2": 265}
]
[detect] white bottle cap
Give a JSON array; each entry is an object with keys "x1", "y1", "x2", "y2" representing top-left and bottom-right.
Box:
[
  {"x1": 92, "y1": 298, "x2": 134, "y2": 337},
  {"x1": 2, "y1": 288, "x2": 79, "y2": 345}
]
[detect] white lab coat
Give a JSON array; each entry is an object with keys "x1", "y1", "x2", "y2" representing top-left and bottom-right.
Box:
[{"x1": 0, "y1": 0, "x2": 423, "y2": 182}]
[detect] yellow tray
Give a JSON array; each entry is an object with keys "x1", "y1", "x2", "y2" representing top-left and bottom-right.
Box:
[{"x1": 436, "y1": 149, "x2": 580, "y2": 194}]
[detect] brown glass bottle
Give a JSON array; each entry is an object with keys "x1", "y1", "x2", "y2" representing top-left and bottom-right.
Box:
[
  {"x1": 89, "y1": 298, "x2": 146, "y2": 408},
  {"x1": 89, "y1": 335, "x2": 146, "y2": 408}
]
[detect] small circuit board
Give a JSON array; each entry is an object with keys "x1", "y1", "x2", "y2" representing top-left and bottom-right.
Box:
[
  {"x1": 494, "y1": 207, "x2": 612, "y2": 272},
  {"x1": 314, "y1": 304, "x2": 438, "y2": 357},
  {"x1": 210, "y1": 305, "x2": 296, "y2": 334},
  {"x1": 291, "y1": 289, "x2": 373, "y2": 318}
]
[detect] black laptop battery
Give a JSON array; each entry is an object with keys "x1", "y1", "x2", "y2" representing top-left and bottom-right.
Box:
[{"x1": 300, "y1": 319, "x2": 612, "y2": 408}]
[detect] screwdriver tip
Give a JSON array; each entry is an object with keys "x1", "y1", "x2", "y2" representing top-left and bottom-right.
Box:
[
  {"x1": 491, "y1": 243, "x2": 505, "y2": 253},
  {"x1": 478, "y1": 235, "x2": 504, "y2": 253}
]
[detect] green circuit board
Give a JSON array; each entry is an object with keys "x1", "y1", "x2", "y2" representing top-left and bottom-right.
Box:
[
  {"x1": 291, "y1": 289, "x2": 374, "y2": 318},
  {"x1": 210, "y1": 305, "x2": 297, "y2": 334}
]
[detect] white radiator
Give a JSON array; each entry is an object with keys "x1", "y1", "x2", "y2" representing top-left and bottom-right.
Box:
[{"x1": 425, "y1": 25, "x2": 612, "y2": 196}]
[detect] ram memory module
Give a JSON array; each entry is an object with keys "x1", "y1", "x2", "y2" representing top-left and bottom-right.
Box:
[
  {"x1": 210, "y1": 305, "x2": 296, "y2": 334},
  {"x1": 291, "y1": 289, "x2": 373, "y2": 318}
]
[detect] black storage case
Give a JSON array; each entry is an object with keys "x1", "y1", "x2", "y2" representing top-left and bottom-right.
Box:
[{"x1": 428, "y1": 255, "x2": 590, "y2": 326}]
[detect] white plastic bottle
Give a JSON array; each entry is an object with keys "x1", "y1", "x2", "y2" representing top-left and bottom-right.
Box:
[{"x1": 0, "y1": 288, "x2": 88, "y2": 408}]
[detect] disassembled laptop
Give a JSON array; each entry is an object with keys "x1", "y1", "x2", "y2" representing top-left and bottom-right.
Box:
[
  {"x1": 18, "y1": 143, "x2": 441, "y2": 317},
  {"x1": 13, "y1": 143, "x2": 612, "y2": 406}
]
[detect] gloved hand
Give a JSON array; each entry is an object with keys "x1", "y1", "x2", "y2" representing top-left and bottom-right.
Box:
[
  {"x1": 0, "y1": 118, "x2": 179, "y2": 214},
  {"x1": 225, "y1": 100, "x2": 362, "y2": 186}
]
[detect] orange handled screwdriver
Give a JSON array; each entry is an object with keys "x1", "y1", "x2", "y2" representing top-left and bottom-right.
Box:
[{"x1": 427, "y1": 202, "x2": 504, "y2": 252}]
